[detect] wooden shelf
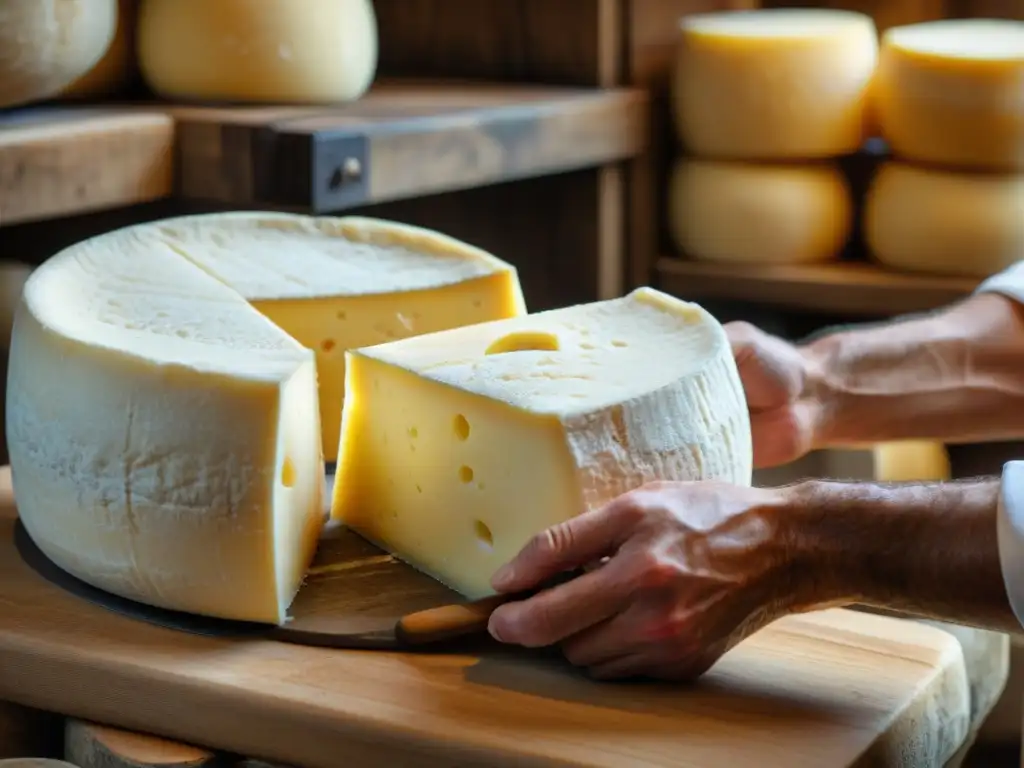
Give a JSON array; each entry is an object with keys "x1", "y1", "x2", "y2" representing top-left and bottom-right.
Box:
[
  {"x1": 656, "y1": 257, "x2": 980, "y2": 317},
  {"x1": 0, "y1": 80, "x2": 646, "y2": 227},
  {"x1": 0, "y1": 107, "x2": 175, "y2": 227},
  {"x1": 171, "y1": 80, "x2": 647, "y2": 212}
]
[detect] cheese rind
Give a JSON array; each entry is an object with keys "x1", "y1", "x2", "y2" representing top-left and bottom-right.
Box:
[
  {"x1": 671, "y1": 8, "x2": 878, "y2": 159},
  {"x1": 137, "y1": 0, "x2": 378, "y2": 104},
  {"x1": 864, "y1": 162, "x2": 1024, "y2": 278},
  {"x1": 0, "y1": 0, "x2": 118, "y2": 109},
  {"x1": 153, "y1": 212, "x2": 527, "y2": 461},
  {"x1": 668, "y1": 158, "x2": 853, "y2": 264},
  {"x1": 332, "y1": 287, "x2": 753, "y2": 598},
  {"x1": 874, "y1": 19, "x2": 1024, "y2": 172},
  {"x1": 6, "y1": 226, "x2": 324, "y2": 624}
]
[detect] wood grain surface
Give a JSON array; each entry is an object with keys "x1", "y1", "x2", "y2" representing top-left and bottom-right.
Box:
[
  {"x1": 657, "y1": 258, "x2": 979, "y2": 317},
  {"x1": 0, "y1": 467, "x2": 973, "y2": 767},
  {"x1": 173, "y1": 80, "x2": 646, "y2": 212},
  {"x1": 0, "y1": 108, "x2": 174, "y2": 226}
]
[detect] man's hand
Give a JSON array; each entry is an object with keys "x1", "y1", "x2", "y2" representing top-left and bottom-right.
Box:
[
  {"x1": 486, "y1": 481, "x2": 804, "y2": 681},
  {"x1": 725, "y1": 321, "x2": 822, "y2": 469}
]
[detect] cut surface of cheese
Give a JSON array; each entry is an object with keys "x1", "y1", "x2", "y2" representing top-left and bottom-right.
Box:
[
  {"x1": 0, "y1": 0, "x2": 118, "y2": 109},
  {"x1": 872, "y1": 441, "x2": 951, "y2": 483},
  {"x1": 153, "y1": 213, "x2": 526, "y2": 462},
  {"x1": 873, "y1": 19, "x2": 1024, "y2": 172},
  {"x1": 671, "y1": 8, "x2": 878, "y2": 160},
  {"x1": 667, "y1": 158, "x2": 853, "y2": 264},
  {"x1": 6, "y1": 211, "x2": 524, "y2": 622},
  {"x1": 60, "y1": 0, "x2": 136, "y2": 99},
  {"x1": 7, "y1": 225, "x2": 325, "y2": 624},
  {"x1": 864, "y1": 162, "x2": 1024, "y2": 278},
  {"x1": 333, "y1": 287, "x2": 753, "y2": 598},
  {"x1": 137, "y1": 0, "x2": 378, "y2": 104}
]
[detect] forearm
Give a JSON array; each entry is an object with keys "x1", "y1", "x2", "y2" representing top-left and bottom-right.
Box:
[
  {"x1": 802, "y1": 292, "x2": 1024, "y2": 446},
  {"x1": 784, "y1": 477, "x2": 1020, "y2": 633}
]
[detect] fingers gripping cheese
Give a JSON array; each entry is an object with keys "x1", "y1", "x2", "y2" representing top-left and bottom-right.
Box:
[
  {"x1": 333, "y1": 288, "x2": 753, "y2": 599},
  {"x1": 874, "y1": 19, "x2": 1024, "y2": 172},
  {"x1": 671, "y1": 8, "x2": 878, "y2": 160},
  {"x1": 6, "y1": 213, "x2": 525, "y2": 623}
]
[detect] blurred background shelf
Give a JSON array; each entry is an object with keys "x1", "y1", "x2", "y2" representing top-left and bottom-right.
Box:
[{"x1": 657, "y1": 257, "x2": 980, "y2": 316}]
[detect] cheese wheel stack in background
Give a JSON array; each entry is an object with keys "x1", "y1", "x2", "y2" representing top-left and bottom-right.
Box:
[
  {"x1": 667, "y1": 9, "x2": 871, "y2": 266},
  {"x1": 864, "y1": 19, "x2": 1024, "y2": 278}
]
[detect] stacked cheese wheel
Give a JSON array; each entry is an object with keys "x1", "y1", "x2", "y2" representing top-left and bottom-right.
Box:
[
  {"x1": 864, "y1": 19, "x2": 1024, "y2": 278},
  {"x1": 7, "y1": 212, "x2": 753, "y2": 622},
  {"x1": 667, "y1": 8, "x2": 873, "y2": 265}
]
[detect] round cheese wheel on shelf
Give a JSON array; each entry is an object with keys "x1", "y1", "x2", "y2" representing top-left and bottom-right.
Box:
[
  {"x1": 873, "y1": 19, "x2": 1024, "y2": 172},
  {"x1": 60, "y1": 0, "x2": 137, "y2": 99},
  {"x1": 671, "y1": 8, "x2": 878, "y2": 160},
  {"x1": 137, "y1": 0, "x2": 378, "y2": 104},
  {"x1": 864, "y1": 162, "x2": 1024, "y2": 278},
  {"x1": 667, "y1": 158, "x2": 853, "y2": 265},
  {"x1": 0, "y1": 0, "x2": 118, "y2": 109}
]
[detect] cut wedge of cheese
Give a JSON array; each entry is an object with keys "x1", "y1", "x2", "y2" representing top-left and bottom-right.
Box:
[
  {"x1": 864, "y1": 162, "x2": 1024, "y2": 278},
  {"x1": 873, "y1": 19, "x2": 1024, "y2": 172},
  {"x1": 0, "y1": 0, "x2": 118, "y2": 109},
  {"x1": 332, "y1": 287, "x2": 753, "y2": 598},
  {"x1": 667, "y1": 158, "x2": 853, "y2": 264},
  {"x1": 137, "y1": 0, "x2": 378, "y2": 104},
  {"x1": 6, "y1": 212, "x2": 525, "y2": 622},
  {"x1": 671, "y1": 8, "x2": 878, "y2": 160},
  {"x1": 153, "y1": 213, "x2": 526, "y2": 461}
]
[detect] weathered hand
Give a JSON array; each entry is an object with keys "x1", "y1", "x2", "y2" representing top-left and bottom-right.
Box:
[
  {"x1": 487, "y1": 481, "x2": 803, "y2": 681},
  {"x1": 725, "y1": 321, "x2": 821, "y2": 469}
]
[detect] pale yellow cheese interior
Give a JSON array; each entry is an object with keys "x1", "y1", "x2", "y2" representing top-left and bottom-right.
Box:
[{"x1": 334, "y1": 287, "x2": 752, "y2": 598}]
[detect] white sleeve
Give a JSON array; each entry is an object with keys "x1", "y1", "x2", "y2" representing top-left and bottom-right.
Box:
[
  {"x1": 997, "y1": 461, "x2": 1024, "y2": 628},
  {"x1": 976, "y1": 262, "x2": 1024, "y2": 305}
]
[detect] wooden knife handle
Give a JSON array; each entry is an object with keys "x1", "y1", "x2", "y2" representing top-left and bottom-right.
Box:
[{"x1": 395, "y1": 570, "x2": 583, "y2": 646}]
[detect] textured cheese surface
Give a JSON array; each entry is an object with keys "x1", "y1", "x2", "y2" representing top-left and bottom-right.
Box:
[
  {"x1": 137, "y1": 0, "x2": 378, "y2": 103},
  {"x1": 671, "y1": 8, "x2": 878, "y2": 160},
  {"x1": 333, "y1": 287, "x2": 753, "y2": 598},
  {"x1": 6, "y1": 212, "x2": 524, "y2": 622},
  {"x1": 873, "y1": 441, "x2": 951, "y2": 483},
  {"x1": 7, "y1": 226, "x2": 324, "y2": 624},
  {"x1": 668, "y1": 159, "x2": 852, "y2": 264},
  {"x1": 155, "y1": 212, "x2": 526, "y2": 461},
  {"x1": 864, "y1": 162, "x2": 1024, "y2": 278},
  {"x1": 61, "y1": 0, "x2": 135, "y2": 99},
  {"x1": 874, "y1": 19, "x2": 1024, "y2": 171},
  {"x1": 0, "y1": 0, "x2": 118, "y2": 109}
]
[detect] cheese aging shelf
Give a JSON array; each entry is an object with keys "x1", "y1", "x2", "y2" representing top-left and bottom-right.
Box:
[{"x1": 656, "y1": 257, "x2": 980, "y2": 317}]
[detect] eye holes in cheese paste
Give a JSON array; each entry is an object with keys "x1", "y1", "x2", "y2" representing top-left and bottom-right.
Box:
[
  {"x1": 459, "y1": 465, "x2": 474, "y2": 483},
  {"x1": 321, "y1": 339, "x2": 336, "y2": 353},
  {"x1": 453, "y1": 414, "x2": 470, "y2": 441},
  {"x1": 281, "y1": 457, "x2": 296, "y2": 487},
  {"x1": 485, "y1": 330, "x2": 560, "y2": 355},
  {"x1": 474, "y1": 520, "x2": 494, "y2": 549}
]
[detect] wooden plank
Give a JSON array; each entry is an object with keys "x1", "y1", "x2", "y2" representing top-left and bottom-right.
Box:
[
  {"x1": 0, "y1": 460, "x2": 971, "y2": 767},
  {"x1": 373, "y1": 0, "x2": 622, "y2": 87},
  {"x1": 656, "y1": 257, "x2": 979, "y2": 316},
  {"x1": 0, "y1": 108, "x2": 174, "y2": 226},
  {"x1": 174, "y1": 81, "x2": 647, "y2": 213}
]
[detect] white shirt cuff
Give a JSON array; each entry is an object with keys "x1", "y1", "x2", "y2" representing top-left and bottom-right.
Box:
[{"x1": 997, "y1": 460, "x2": 1024, "y2": 629}]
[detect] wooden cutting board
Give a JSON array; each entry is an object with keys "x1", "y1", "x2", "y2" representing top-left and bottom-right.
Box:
[{"x1": 0, "y1": 467, "x2": 971, "y2": 767}]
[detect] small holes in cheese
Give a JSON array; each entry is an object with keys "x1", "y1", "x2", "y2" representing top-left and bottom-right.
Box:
[
  {"x1": 459, "y1": 465, "x2": 474, "y2": 483},
  {"x1": 321, "y1": 339, "x2": 336, "y2": 352},
  {"x1": 453, "y1": 414, "x2": 470, "y2": 441},
  {"x1": 281, "y1": 457, "x2": 296, "y2": 488},
  {"x1": 474, "y1": 520, "x2": 494, "y2": 549},
  {"x1": 611, "y1": 340, "x2": 628, "y2": 347},
  {"x1": 485, "y1": 330, "x2": 560, "y2": 355}
]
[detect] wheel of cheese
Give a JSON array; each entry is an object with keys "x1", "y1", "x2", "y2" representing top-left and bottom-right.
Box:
[
  {"x1": 666, "y1": 158, "x2": 853, "y2": 265},
  {"x1": 137, "y1": 0, "x2": 378, "y2": 104},
  {"x1": 60, "y1": 0, "x2": 137, "y2": 100},
  {"x1": 65, "y1": 720, "x2": 220, "y2": 768},
  {"x1": 864, "y1": 162, "x2": 1024, "y2": 278},
  {"x1": 873, "y1": 19, "x2": 1024, "y2": 172},
  {"x1": 0, "y1": 0, "x2": 118, "y2": 109},
  {"x1": 872, "y1": 441, "x2": 951, "y2": 483},
  {"x1": 671, "y1": 8, "x2": 879, "y2": 160},
  {"x1": 7, "y1": 212, "x2": 525, "y2": 623}
]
